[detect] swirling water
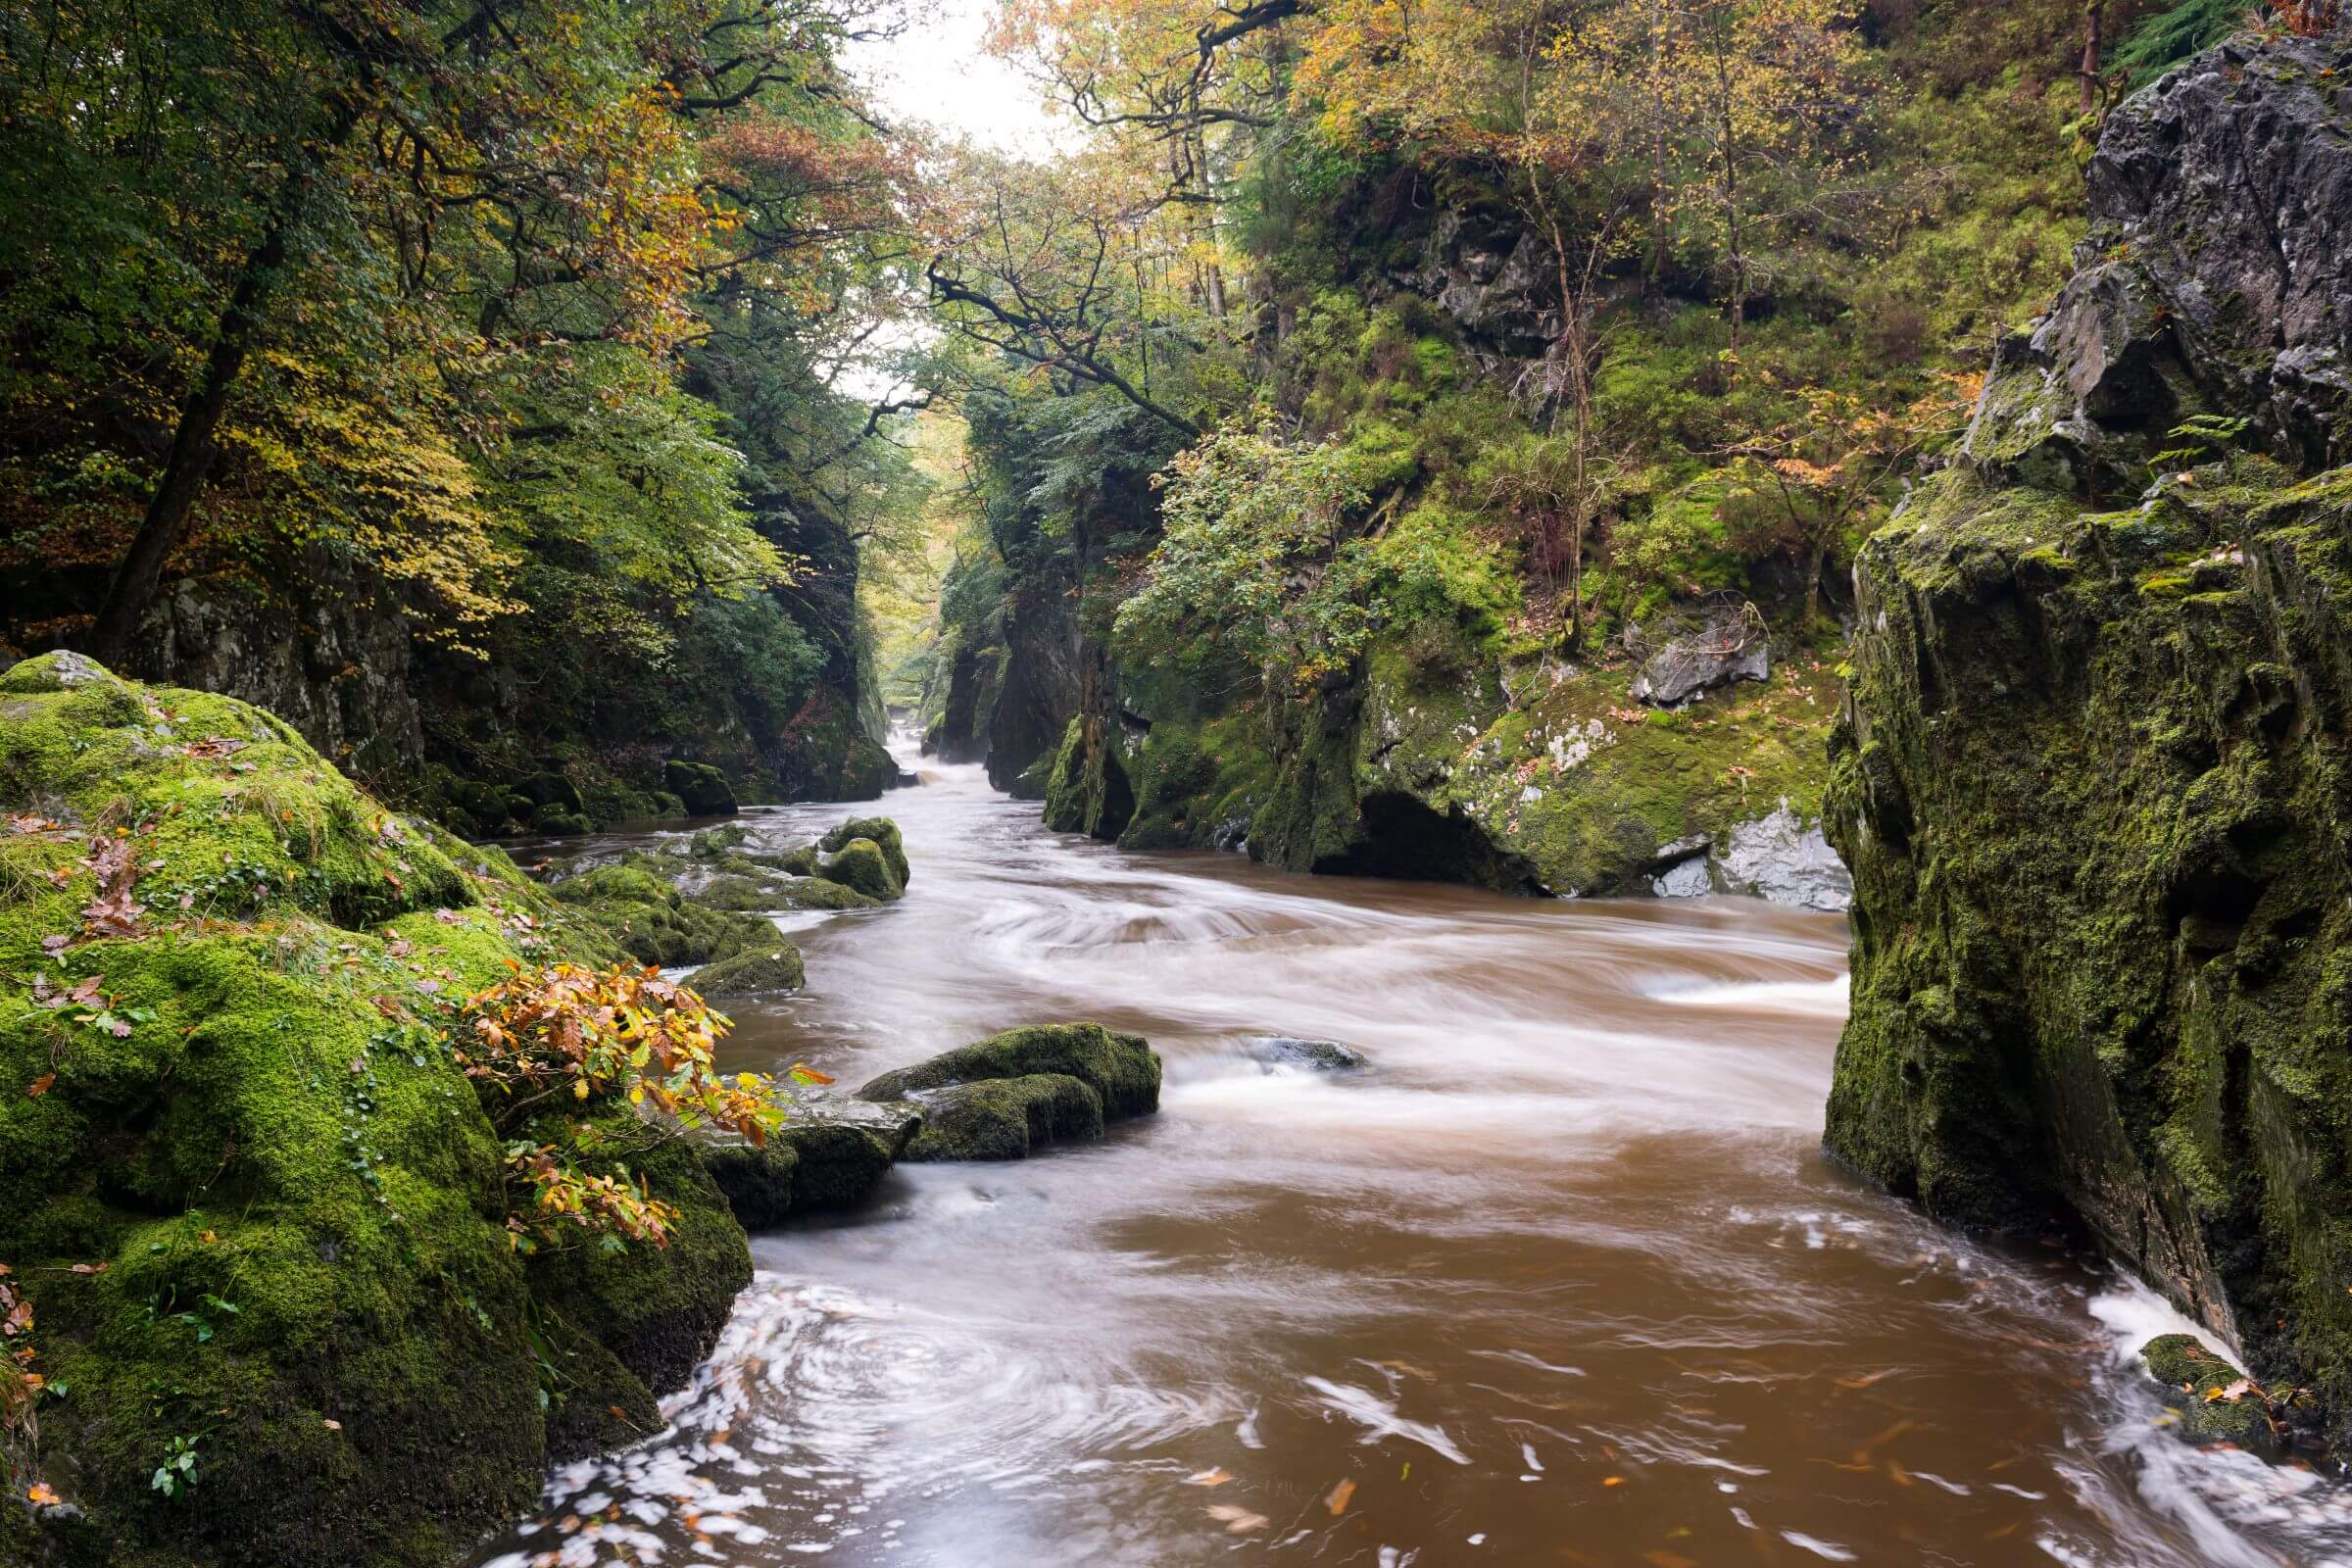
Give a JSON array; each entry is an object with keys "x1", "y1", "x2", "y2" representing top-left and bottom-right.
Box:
[{"x1": 472, "y1": 740, "x2": 2352, "y2": 1567}]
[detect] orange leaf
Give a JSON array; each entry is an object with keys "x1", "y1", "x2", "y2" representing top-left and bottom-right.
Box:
[
  {"x1": 1183, "y1": 1467, "x2": 1232, "y2": 1487},
  {"x1": 1325, "y1": 1479, "x2": 1356, "y2": 1516},
  {"x1": 27, "y1": 1483, "x2": 60, "y2": 1506},
  {"x1": 25, "y1": 1074, "x2": 54, "y2": 1099}
]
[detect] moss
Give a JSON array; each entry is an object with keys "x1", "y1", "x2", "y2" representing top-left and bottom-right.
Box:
[
  {"x1": 688, "y1": 946, "x2": 806, "y2": 997},
  {"x1": 0, "y1": 657, "x2": 753, "y2": 1565},
  {"x1": 1827, "y1": 460, "x2": 2352, "y2": 1449},
  {"x1": 858, "y1": 1023, "x2": 1160, "y2": 1119},
  {"x1": 2140, "y1": 1335, "x2": 2278, "y2": 1453},
  {"x1": 817, "y1": 815, "x2": 909, "y2": 886},
  {"x1": 815, "y1": 838, "x2": 902, "y2": 901},
  {"x1": 901, "y1": 1073, "x2": 1105, "y2": 1161},
  {"x1": 552, "y1": 860, "x2": 776, "y2": 965}
]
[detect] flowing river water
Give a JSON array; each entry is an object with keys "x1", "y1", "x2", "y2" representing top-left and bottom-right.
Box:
[{"x1": 472, "y1": 741, "x2": 2352, "y2": 1568}]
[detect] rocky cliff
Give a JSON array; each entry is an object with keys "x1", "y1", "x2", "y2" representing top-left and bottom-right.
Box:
[{"x1": 1826, "y1": 30, "x2": 2352, "y2": 1443}]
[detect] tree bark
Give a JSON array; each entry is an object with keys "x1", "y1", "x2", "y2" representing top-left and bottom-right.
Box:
[
  {"x1": 87, "y1": 105, "x2": 359, "y2": 667},
  {"x1": 2080, "y1": 3, "x2": 2104, "y2": 117}
]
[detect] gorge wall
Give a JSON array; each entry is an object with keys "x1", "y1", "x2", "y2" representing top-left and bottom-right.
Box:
[{"x1": 1826, "y1": 30, "x2": 2352, "y2": 1441}]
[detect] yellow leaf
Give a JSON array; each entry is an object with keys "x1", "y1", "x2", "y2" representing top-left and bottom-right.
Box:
[{"x1": 1325, "y1": 1478, "x2": 1356, "y2": 1516}]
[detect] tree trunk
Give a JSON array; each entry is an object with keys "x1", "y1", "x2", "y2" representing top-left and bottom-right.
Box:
[
  {"x1": 1802, "y1": 526, "x2": 1829, "y2": 629},
  {"x1": 2081, "y1": 3, "x2": 2104, "y2": 117},
  {"x1": 88, "y1": 108, "x2": 358, "y2": 667}
]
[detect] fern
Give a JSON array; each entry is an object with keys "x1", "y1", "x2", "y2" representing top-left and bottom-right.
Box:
[{"x1": 2112, "y1": 1, "x2": 2256, "y2": 89}]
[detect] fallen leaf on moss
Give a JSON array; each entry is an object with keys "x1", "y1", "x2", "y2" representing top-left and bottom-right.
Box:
[{"x1": 26, "y1": 1075, "x2": 54, "y2": 1098}]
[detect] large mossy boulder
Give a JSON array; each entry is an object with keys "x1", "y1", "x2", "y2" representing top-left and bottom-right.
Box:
[
  {"x1": 857, "y1": 1024, "x2": 1159, "y2": 1162},
  {"x1": 662, "y1": 759, "x2": 738, "y2": 817},
  {"x1": 903, "y1": 1074, "x2": 1104, "y2": 1161},
  {"x1": 818, "y1": 815, "x2": 909, "y2": 888},
  {"x1": 0, "y1": 654, "x2": 752, "y2": 1568},
  {"x1": 552, "y1": 859, "x2": 776, "y2": 966},
  {"x1": 816, "y1": 837, "x2": 903, "y2": 901}
]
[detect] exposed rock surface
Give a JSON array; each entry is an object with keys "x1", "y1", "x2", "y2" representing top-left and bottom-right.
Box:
[
  {"x1": 1631, "y1": 621, "x2": 1771, "y2": 708},
  {"x1": 1243, "y1": 1037, "x2": 1369, "y2": 1072},
  {"x1": 1826, "y1": 33, "x2": 2352, "y2": 1449}
]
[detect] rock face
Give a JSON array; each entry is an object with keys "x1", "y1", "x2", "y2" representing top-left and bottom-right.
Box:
[{"x1": 1826, "y1": 33, "x2": 2352, "y2": 1448}]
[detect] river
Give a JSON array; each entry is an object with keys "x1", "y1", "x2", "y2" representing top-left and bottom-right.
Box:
[{"x1": 471, "y1": 743, "x2": 2352, "y2": 1568}]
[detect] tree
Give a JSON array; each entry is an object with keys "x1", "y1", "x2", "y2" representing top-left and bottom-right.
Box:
[{"x1": 1726, "y1": 372, "x2": 1977, "y2": 626}]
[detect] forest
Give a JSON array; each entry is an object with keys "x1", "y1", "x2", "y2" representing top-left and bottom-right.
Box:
[{"x1": 9, "y1": 1, "x2": 2352, "y2": 1565}]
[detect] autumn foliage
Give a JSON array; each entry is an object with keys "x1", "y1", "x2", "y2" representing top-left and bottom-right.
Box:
[{"x1": 453, "y1": 962, "x2": 783, "y2": 1252}]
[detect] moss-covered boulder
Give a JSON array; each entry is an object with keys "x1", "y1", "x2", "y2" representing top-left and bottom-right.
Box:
[
  {"x1": 859, "y1": 1023, "x2": 1160, "y2": 1125},
  {"x1": 689, "y1": 945, "x2": 807, "y2": 997},
  {"x1": 662, "y1": 759, "x2": 738, "y2": 817},
  {"x1": 903, "y1": 1074, "x2": 1105, "y2": 1161},
  {"x1": 552, "y1": 860, "x2": 775, "y2": 966},
  {"x1": 816, "y1": 837, "x2": 903, "y2": 901},
  {"x1": 0, "y1": 654, "x2": 754, "y2": 1568},
  {"x1": 818, "y1": 815, "x2": 909, "y2": 888},
  {"x1": 2140, "y1": 1336, "x2": 2280, "y2": 1456}
]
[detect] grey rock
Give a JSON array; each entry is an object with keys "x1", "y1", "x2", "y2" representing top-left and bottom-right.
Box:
[
  {"x1": 1720, "y1": 802, "x2": 1852, "y2": 912},
  {"x1": 1243, "y1": 1036, "x2": 1368, "y2": 1072},
  {"x1": 1969, "y1": 34, "x2": 2352, "y2": 480},
  {"x1": 1631, "y1": 626, "x2": 1770, "y2": 707}
]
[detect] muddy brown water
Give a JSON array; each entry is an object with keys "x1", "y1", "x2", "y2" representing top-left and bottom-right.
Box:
[{"x1": 472, "y1": 744, "x2": 2352, "y2": 1568}]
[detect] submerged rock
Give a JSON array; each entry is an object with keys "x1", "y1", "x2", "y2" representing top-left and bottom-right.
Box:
[
  {"x1": 689, "y1": 946, "x2": 807, "y2": 997},
  {"x1": 857, "y1": 1024, "x2": 1160, "y2": 1161},
  {"x1": 1243, "y1": 1036, "x2": 1368, "y2": 1072},
  {"x1": 2140, "y1": 1336, "x2": 2280, "y2": 1457}
]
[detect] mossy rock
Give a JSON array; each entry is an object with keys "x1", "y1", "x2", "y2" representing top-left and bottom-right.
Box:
[
  {"x1": 902, "y1": 1073, "x2": 1105, "y2": 1161},
  {"x1": 816, "y1": 838, "x2": 903, "y2": 901},
  {"x1": 858, "y1": 1023, "x2": 1160, "y2": 1121},
  {"x1": 663, "y1": 760, "x2": 738, "y2": 817},
  {"x1": 771, "y1": 876, "x2": 881, "y2": 911},
  {"x1": 2140, "y1": 1335, "x2": 2279, "y2": 1455},
  {"x1": 689, "y1": 945, "x2": 806, "y2": 998},
  {"x1": 817, "y1": 816, "x2": 909, "y2": 888},
  {"x1": 551, "y1": 860, "x2": 775, "y2": 967},
  {"x1": 702, "y1": 1102, "x2": 919, "y2": 1227},
  {"x1": 0, "y1": 654, "x2": 749, "y2": 1567}
]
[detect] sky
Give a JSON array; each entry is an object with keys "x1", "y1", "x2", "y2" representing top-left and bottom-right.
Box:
[{"x1": 844, "y1": 0, "x2": 1068, "y2": 155}]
